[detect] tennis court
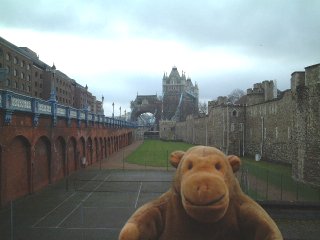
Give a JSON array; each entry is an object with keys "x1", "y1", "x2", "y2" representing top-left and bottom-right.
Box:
[
  {"x1": 0, "y1": 169, "x2": 174, "y2": 240},
  {"x1": 1, "y1": 168, "x2": 320, "y2": 240}
]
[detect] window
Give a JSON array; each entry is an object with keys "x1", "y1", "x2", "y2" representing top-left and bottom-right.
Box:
[
  {"x1": 27, "y1": 64, "x2": 30, "y2": 70},
  {"x1": 5, "y1": 79, "x2": 10, "y2": 86},
  {"x1": 232, "y1": 110, "x2": 238, "y2": 117},
  {"x1": 20, "y1": 61, "x2": 24, "y2": 67},
  {"x1": 13, "y1": 81, "x2": 17, "y2": 88},
  {"x1": 27, "y1": 75, "x2": 30, "y2": 81},
  {"x1": 20, "y1": 72, "x2": 24, "y2": 79},
  {"x1": 27, "y1": 86, "x2": 31, "y2": 92},
  {"x1": 35, "y1": 82, "x2": 38, "y2": 87},
  {"x1": 231, "y1": 123, "x2": 235, "y2": 132},
  {"x1": 13, "y1": 69, "x2": 17, "y2": 76},
  {"x1": 6, "y1": 53, "x2": 11, "y2": 61},
  {"x1": 14, "y1": 57, "x2": 18, "y2": 64},
  {"x1": 35, "y1": 71, "x2": 38, "y2": 77}
]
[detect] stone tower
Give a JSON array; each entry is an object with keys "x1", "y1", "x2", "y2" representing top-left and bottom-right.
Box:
[{"x1": 162, "y1": 66, "x2": 199, "y2": 121}]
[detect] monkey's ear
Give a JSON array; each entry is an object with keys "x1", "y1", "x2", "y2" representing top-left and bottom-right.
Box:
[
  {"x1": 170, "y1": 151, "x2": 185, "y2": 168},
  {"x1": 227, "y1": 155, "x2": 241, "y2": 173}
]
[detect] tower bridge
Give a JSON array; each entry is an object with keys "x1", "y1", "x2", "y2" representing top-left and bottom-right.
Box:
[{"x1": 130, "y1": 66, "x2": 199, "y2": 130}]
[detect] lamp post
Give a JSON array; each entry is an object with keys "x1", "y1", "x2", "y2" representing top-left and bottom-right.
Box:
[
  {"x1": 101, "y1": 95, "x2": 104, "y2": 115},
  {"x1": 84, "y1": 84, "x2": 88, "y2": 110},
  {"x1": 112, "y1": 102, "x2": 114, "y2": 118},
  {"x1": 49, "y1": 64, "x2": 56, "y2": 102}
]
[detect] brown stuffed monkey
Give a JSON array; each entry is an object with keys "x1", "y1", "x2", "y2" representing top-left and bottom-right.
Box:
[{"x1": 119, "y1": 146, "x2": 283, "y2": 240}]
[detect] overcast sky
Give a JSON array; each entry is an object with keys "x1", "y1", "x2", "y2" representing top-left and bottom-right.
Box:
[{"x1": 1, "y1": 0, "x2": 319, "y2": 116}]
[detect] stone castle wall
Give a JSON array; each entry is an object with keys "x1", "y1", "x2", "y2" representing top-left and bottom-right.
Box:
[{"x1": 160, "y1": 63, "x2": 320, "y2": 186}]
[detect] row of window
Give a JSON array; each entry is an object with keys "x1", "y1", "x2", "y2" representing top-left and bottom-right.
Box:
[
  {"x1": 4, "y1": 51, "x2": 32, "y2": 70},
  {"x1": 56, "y1": 78, "x2": 71, "y2": 88},
  {"x1": 4, "y1": 79, "x2": 31, "y2": 92}
]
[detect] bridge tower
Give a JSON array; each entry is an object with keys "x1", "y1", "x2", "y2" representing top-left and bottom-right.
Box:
[{"x1": 162, "y1": 66, "x2": 199, "y2": 121}]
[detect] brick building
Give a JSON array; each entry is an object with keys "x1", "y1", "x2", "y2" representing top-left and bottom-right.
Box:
[{"x1": 0, "y1": 36, "x2": 103, "y2": 114}]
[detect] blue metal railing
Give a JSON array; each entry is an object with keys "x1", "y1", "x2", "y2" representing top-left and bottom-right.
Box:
[{"x1": 0, "y1": 89, "x2": 137, "y2": 128}]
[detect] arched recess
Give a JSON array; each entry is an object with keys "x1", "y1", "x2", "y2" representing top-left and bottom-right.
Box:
[
  {"x1": 33, "y1": 136, "x2": 51, "y2": 192},
  {"x1": 99, "y1": 138, "x2": 103, "y2": 160},
  {"x1": 79, "y1": 137, "x2": 85, "y2": 162},
  {"x1": 107, "y1": 137, "x2": 111, "y2": 156},
  {"x1": 3, "y1": 136, "x2": 31, "y2": 204},
  {"x1": 116, "y1": 136, "x2": 119, "y2": 152},
  {"x1": 94, "y1": 138, "x2": 99, "y2": 163},
  {"x1": 87, "y1": 137, "x2": 93, "y2": 165},
  {"x1": 67, "y1": 137, "x2": 77, "y2": 174},
  {"x1": 104, "y1": 137, "x2": 107, "y2": 158},
  {"x1": 54, "y1": 136, "x2": 66, "y2": 182},
  {"x1": 0, "y1": 145, "x2": 2, "y2": 205}
]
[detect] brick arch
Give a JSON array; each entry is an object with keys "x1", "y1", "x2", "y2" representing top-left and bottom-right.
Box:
[
  {"x1": 99, "y1": 137, "x2": 103, "y2": 160},
  {"x1": 107, "y1": 137, "x2": 111, "y2": 156},
  {"x1": 79, "y1": 137, "x2": 85, "y2": 161},
  {"x1": 33, "y1": 136, "x2": 51, "y2": 192},
  {"x1": 3, "y1": 135, "x2": 31, "y2": 204},
  {"x1": 67, "y1": 137, "x2": 77, "y2": 173},
  {"x1": 94, "y1": 137, "x2": 98, "y2": 163},
  {"x1": 0, "y1": 145, "x2": 2, "y2": 206},
  {"x1": 53, "y1": 136, "x2": 66, "y2": 182},
  {"x1": 104, "y1": 137, "x2": 107, "y2": 158},
  {"x1": 87, "y1": 137, "x2": 93, "y2": 165}
]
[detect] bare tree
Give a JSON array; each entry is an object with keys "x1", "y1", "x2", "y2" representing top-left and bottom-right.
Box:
[
  {"x1": 228, "y1": 88, "x2": 245, "y2": 104},
  {"x1": 198, "y1": 101, "x2": 208, "y2": 117}
]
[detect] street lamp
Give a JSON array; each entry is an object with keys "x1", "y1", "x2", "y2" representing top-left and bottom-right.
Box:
[
  {"x1": 101, "y1": 95, "x2": 104, "y2": 114},
  {"x1": 84, "y1": 84, "x2": 88, "y2": 110},
  {"x1": 49, "y1": 64, "x2": 56, "y2": 102},
  {"x1": 112, "y1": 102, "x2": 114, "y2": 118}
]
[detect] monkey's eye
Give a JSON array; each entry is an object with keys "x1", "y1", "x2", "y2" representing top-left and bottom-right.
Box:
[
  {"x1": 215, "y1": 162, "x2": 222, "y2": 171},
  {"x1": 187, "y1": 161, "x2": 193, "y2": 170}
]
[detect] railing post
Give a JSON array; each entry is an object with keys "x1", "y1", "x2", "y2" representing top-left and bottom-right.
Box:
[
  {"x1": 280, "y1": 174, "x2": 283, "y2": 201},
  {"x1": 166, "y1": 150, "x2": 169, "y2": 171},
  {"x1": 266, "y1": 170, "x2": 269, "y2": 200}
]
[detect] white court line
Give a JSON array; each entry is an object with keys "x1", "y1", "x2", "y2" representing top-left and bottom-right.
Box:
[
  {"x1": 56, "y1": 174, "x2": 111, "y2": 228},
  {"x1": 32, "y1": 172, "x2": 103, "y2": 228},
  {"x1": 134, "y1": 182, "x2": 143, "y2": 209},
  {"x1": 32, "y1": 192, "x2": 76, "y2": 227},
  {"x1": 33, "y1": 226, "x2": 120, "y2": 230}
]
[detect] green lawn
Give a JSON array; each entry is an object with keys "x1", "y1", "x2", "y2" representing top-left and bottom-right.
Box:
[
  {"x1": 125, "y1": 140, "x2": 320, "y2": 201},
  {"x1": 241, "y1": 157, "x2": 320, "y2": 201},
  {"x1": 125, "y1": 140, "x2": 194, "y2": 168}
]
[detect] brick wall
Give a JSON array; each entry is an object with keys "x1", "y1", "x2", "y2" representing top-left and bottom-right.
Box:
[{"x1": 0, "y1": 110, "x2": 134, "y2": 206}]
